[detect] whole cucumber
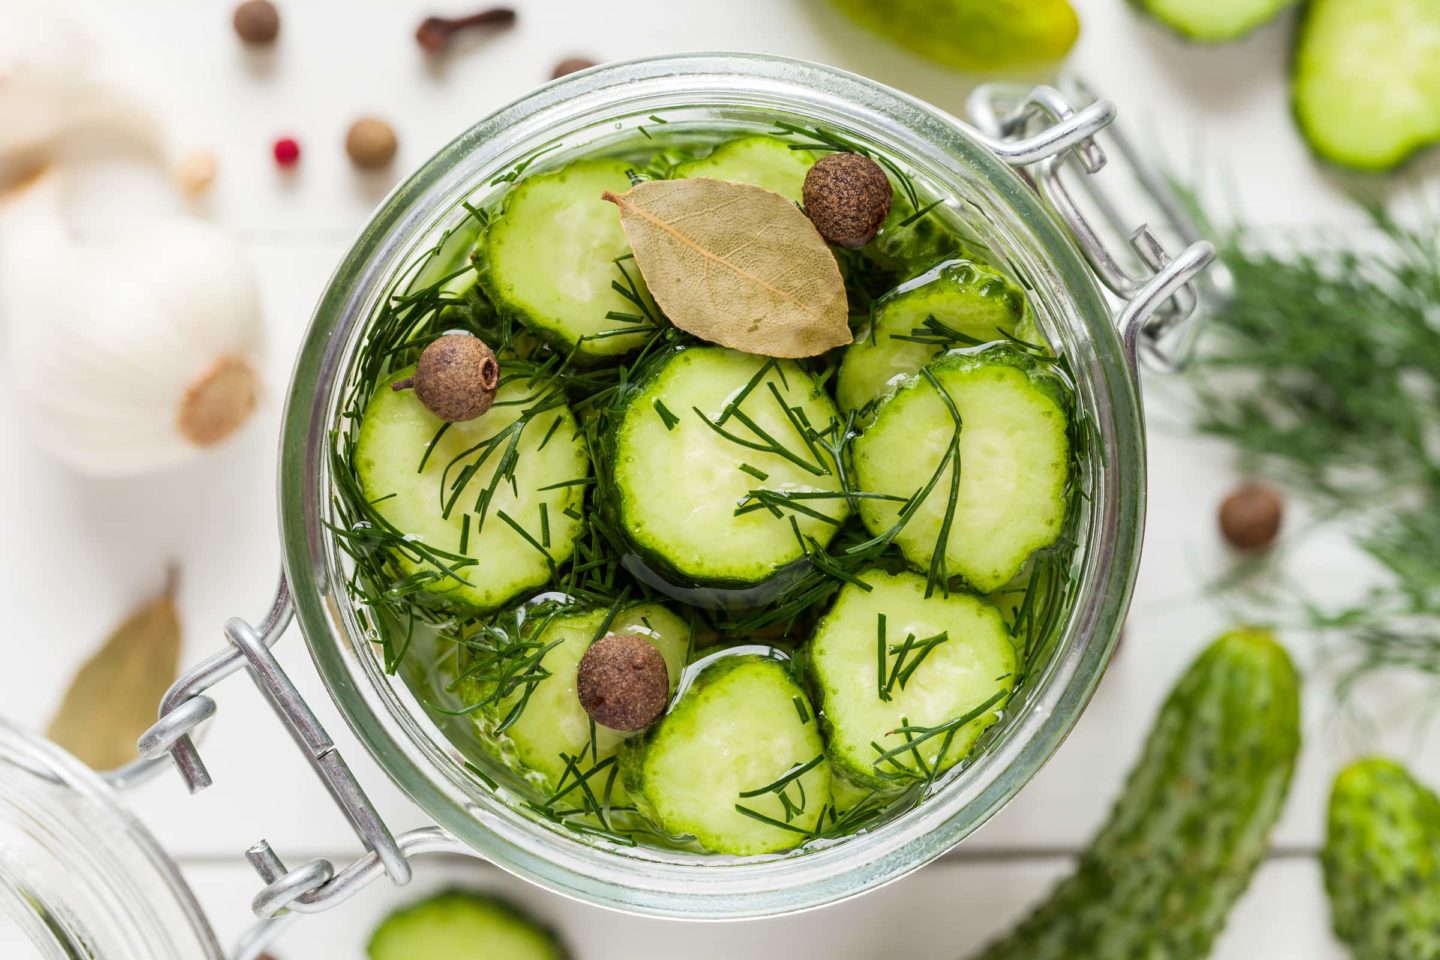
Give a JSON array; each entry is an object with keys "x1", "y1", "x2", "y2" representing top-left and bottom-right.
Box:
[
  {"x1": 1323, "y1": 758, "x2": 1440, "y2": 960},
  {"x1": 971, "y1": 628, "x2": 1301, "y2": 960}
]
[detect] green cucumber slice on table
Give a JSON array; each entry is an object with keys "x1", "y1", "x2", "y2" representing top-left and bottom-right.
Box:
[
  {"x1": 1323, "y1": 758, "x2": 1440, "y2": 960},
  {"x1": 971, "y1": 627, "x2": 1301, "y2": 960},
  {"x1": 836, "y1": 259, "x2": 1028, "y2": 412},
  {"x1": 356, "y1": 366, "x2": 589, "y2": 611},
  {"x1": 1293, "y1": 0, "x2": 1440, "y2": 172},
  {"x1": 481, "y1": 159, "x2": 654, "y2": 359},
  {"x1": 1134, "y1": 0, "x2": 1295, "y2": 42},
  {"x1": 457, "y1": 602, "x2": 692, "y2": 797},
  {"x1": 622, "y1": 654, "x2": 830, "y2": 854},
  {"x1": 368, "y1": 890, "x2": 567, "y2": 960},
  {"x1": 608, "y1": 346, "x2": 850, "y2": 589},
  {"x1": 852, "y1": 344, "x2": 1071, "y2": 593},
  {"x1": 675, "y1": 135, "x2": 815, "y2": 203},
  {"x1": 808, "y1": 569, "x2": 1016, "y2": 788}
]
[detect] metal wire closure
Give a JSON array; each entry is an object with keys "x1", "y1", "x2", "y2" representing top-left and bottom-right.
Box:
[
  {"x1": 967, "y1": 79, "x2": 1228, "y2": 373},
  {"x1": 134, "y1": 575, "x2": 424, "y2": 956}
]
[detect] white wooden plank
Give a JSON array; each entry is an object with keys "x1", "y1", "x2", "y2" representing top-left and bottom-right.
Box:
[{"x1": 182, "y1": 855, "x2": 1349, "y2": 959}]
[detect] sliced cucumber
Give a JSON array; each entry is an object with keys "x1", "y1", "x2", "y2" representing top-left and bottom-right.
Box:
[
  {"x1": 1136, "y1": 0, "x2": 1295, "y2": 42},
  {"x1": 809, "y1": 570, "x2": 1015, "y2": 788},
  {"x1": 609, "y1": 346, "x2": 849, "y2": 587},
  {"x1": 852, "y1": 345, "x2": 1071, "y2": 593},
  {"x1": 1293, "y1": 0, "x2": 1440, "y2": 171},
  {"x1": 356, "y1": 367, "x2": 588, "y2": 611},
  {"x1": 622, "y1": 655, "x2": 830, "y2": 854},
  {"x1": 675, "y1": 136, "x2": 815, "y2": 203},
  {"x1": 414, "y1": 210, "x2": 487, "y2": 297},
  {"x1": 866, "y1": 194, "x2": 969, "y2": 278},
  {"x1": 368, "y1": 890, "x2": 566, "y2": 960},
  {"x1": 482, "y1": 159, "x2": 653, "y2": 359},
  {"x1": 836, "y1": 259, "x2": 1027, "y2": 412},
  {"x1": 466, "y1": 602, "x2": 692, "y2": 794}
]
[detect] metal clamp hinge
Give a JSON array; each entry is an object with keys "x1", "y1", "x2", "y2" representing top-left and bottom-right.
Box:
[
  {"x1": 967, "y1": 79, "x2": 1231, "y2": 373},
  {"x1": 135, "y1": 576, "x2": 412, "y2": 923}
]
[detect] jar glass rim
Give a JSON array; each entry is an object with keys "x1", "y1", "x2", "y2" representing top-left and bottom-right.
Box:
[
  {"x1": 278, "y1": 53, "x2": 1142, "y2": 919},
  {"x1": 0, "y1": 720, "x2": 223, "y2": 959}
]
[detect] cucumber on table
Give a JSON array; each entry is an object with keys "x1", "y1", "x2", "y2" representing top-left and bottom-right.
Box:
[
  {"x1": 808, "y1": 570, "x2": 1016, "y2": 788},
  {"x1": 1323, "y1": 758, "x2": 1440, "y2": 960},
  {"x1": 836, "y1": 259, "x2": 1028, "y2": 412},
  {"x1": 356, "y1": 367, "x2": 588, "y2": 611},
  {"x1": 1134, "y1": 0, "x2": 1295, "y2": 42},
  {"x1": 369, "y1": 890, "x2": 566, "y2": 960},
  {"x1": 481, "y1": 159, "x2": 654, "y2": 359},
  {"x1": 971, "y1": 628, "x2": 1301, "y2": 960},
  {"x1": 622, "y1": 654, "x2": 830, "y2": 855},
  {"x1": 608, "y1": 346, "x2": 850, "y2": 588},
  {"x1": 851, "y1": 344, "x2": 1071, "y2": 593},
  {"x1": 1293, "y1": 0, "x2": 1440, "y2": 172},
  {"x1": 459, "y1": 603, "x2": 692, "y2": 796},
  {"x1": 675, "y1": 135, "x2": 815, "y2": 203}
]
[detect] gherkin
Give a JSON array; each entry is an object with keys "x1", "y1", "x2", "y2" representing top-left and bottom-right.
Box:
[
  {"x1": 1323, "y1": 758, "x2": 1440, "y2": 960},
  {"x1": 971, "y1": 628, "x2": 1301, "y2": 960}
]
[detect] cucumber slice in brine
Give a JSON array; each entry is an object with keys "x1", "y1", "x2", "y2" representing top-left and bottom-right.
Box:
[
  {"x1": 808, "y1": 570, "x2": 1016, "y2": 788},
  {"x1": 356, "y1": 366, "x2": 589, "y2": 611},
  {"x1": 622, "y1": 655, "x2": 830, "y2": 855},
  {"x1": 852, "y1": 345, "x2": 1071, "y2": 593},
  {"x1": 457, "y1": 602, "x2": 692, "y2": 798},
  {"x1": 837, "y1": 258, "x2": 1028, "y2": 412},
  {"x1": 675, "y1": 135, "x2": 815, "y2": 203},
  {"x1": 482, "y1": 159, "x2": 655, "y2": 360},
  {"x1": 608, "y1": 346, "x2": 850, "y2": 588}
]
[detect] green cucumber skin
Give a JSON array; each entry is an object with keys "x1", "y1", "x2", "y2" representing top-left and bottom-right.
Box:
[
  {"x1": 368, "y1": 890, "x2": 567, "y2": 960},
  {"x1": 971, "y1": 629, "x2": 1301, "y2": 960},
  {"x1": 1323, "y1": 758, "x2": 1440, "y2": 960},
  {"x1": 1292, "y1": 0, "x2": 1440, "y2": 173},
  {"x1": 1132, "y1": 0, "x2": 1296, "y2": 43}
]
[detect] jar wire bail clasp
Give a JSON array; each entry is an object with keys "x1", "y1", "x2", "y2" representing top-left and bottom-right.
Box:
[
  {"x1": 966, "y1": 78, "x2": 1232, "y2": 375},
  {"x1": 128, "y1": 574, "x2": 471, "y2": 959}
]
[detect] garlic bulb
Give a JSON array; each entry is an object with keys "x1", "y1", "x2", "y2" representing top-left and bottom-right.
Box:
[
  {"x1": 0, "y1": 170, "x2": 263, "y2": 476},
  {"x1": 0, "y1": 5, "x2": 162, "y2": 166}
]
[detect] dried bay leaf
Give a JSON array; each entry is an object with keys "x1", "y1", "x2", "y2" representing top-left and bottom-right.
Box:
[
  {"x1": 48, "y1": 570, "x2": 181, "y2": 770},
  {"x1": 602, "y1": 178, "x2": 852, "y2": 358}
]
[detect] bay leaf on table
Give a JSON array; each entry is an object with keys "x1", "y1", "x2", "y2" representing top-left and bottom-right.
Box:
[
  {"x1": 602, "y1": 177, "x2": 852, "y2": 358},
  {"x1": 47, "y1": 571, "x2": 181, "y2": 770}
]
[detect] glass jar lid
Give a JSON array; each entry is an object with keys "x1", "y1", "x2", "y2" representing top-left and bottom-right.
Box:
[{"x1": 0, "y1": 719, "x2": 223, "y2": 960}]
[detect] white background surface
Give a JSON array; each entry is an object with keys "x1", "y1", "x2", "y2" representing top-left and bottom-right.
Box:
[{"x1": 3, "y1": 0, "x2": 1439, "y2": 956}]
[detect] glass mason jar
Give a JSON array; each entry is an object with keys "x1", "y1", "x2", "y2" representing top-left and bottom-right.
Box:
[
  {"x1": 127, "y1": 53, "x2": 1217, "y2": 946},
  {"x1": 0, "y1": 719, "x2": 222, "y2": 960}
]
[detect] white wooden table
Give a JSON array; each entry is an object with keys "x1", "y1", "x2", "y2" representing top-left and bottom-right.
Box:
[{"x1": 5, "y1": 0, "x2": 1437, "y2": 955}]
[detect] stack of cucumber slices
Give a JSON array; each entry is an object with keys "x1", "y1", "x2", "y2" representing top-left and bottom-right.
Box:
[{"x1": 338, "y1": 129, "x2": 1080, "y2": 857}]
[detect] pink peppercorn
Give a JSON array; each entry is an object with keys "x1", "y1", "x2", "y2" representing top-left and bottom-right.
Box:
[{"x1": 272, "y1": 137, "x2": 301, "y2": 167}]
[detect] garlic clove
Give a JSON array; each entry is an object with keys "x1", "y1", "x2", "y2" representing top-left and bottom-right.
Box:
[
  {"x1": 0, "y1": 168, "x2": 265, "y2": 476},
  {"x1": 0, "y1": 4, "x2": 165, "y2": 167}
]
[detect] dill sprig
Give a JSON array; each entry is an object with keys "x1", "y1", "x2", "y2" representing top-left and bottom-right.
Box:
[{"x1": 1187, "y1": 204, "x2": 1440, "y2": 701}]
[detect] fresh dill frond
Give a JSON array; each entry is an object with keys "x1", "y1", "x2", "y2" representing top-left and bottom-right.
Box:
[{"x1": 1188, "y1": 204, "x2": 1440, "y2": 703}]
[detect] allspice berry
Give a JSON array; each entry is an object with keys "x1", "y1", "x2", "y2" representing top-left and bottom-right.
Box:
[
  {"x1": 392, "y1": 334, "x2": 500, "y2": 422},
  {"x1": 576, "y1": 633, "x2": 670, "y2": 732},
  {"x1": 551, "y1": 57, "x2": 597, "y2": 79},
  {"x1": 1219, "y1": 483, "x2": 1284, "y2": 550},
  {"x1": 346, "y1": 117, "x2": 398, "y2": 170},
  {"x1": 233, "y1": 0, "x2": 280, "y2": 45},
  {"x1": 802, "y1": 152, "x2": 893, "y2": 249}
]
